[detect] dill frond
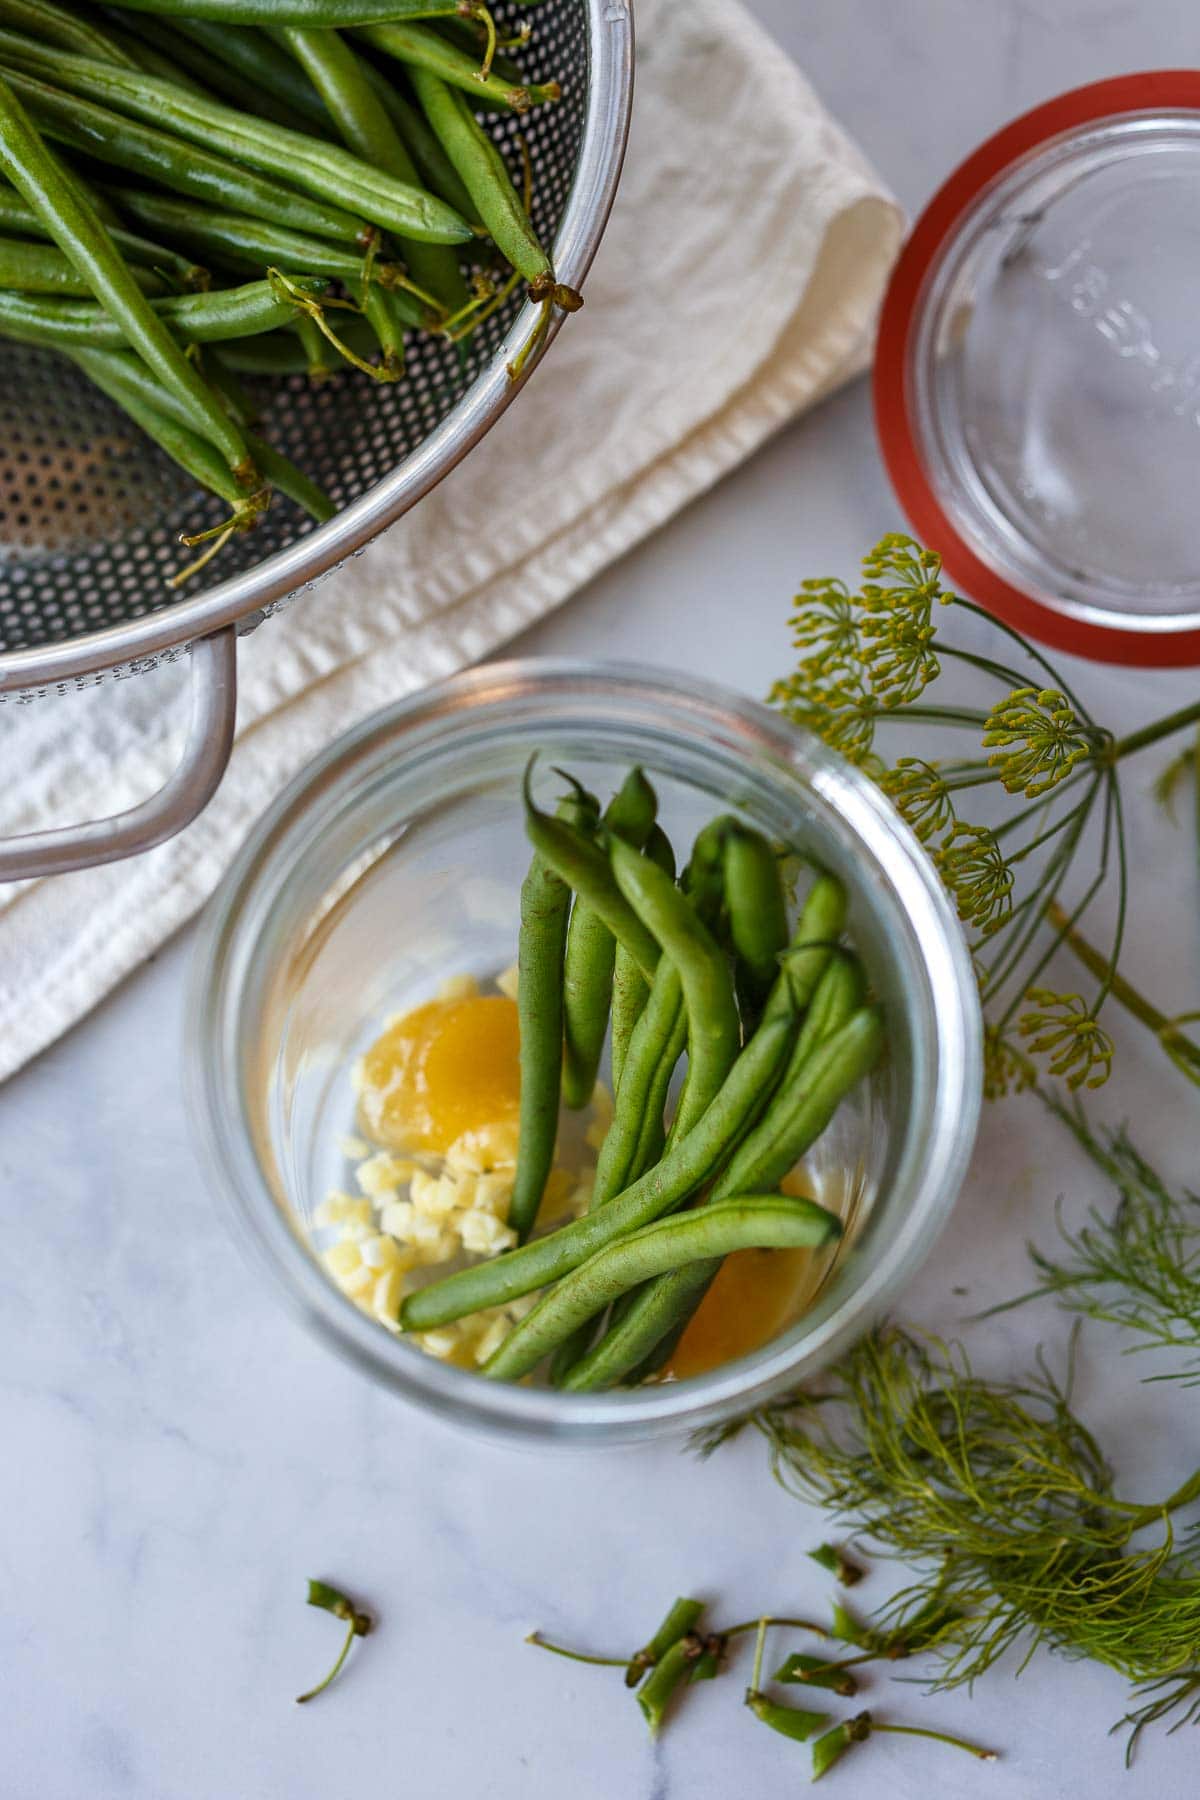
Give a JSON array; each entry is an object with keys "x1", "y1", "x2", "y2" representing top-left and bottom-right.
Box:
[{"x1": 995, "y1": 1097, "x2": 1200, "y2": 1382}]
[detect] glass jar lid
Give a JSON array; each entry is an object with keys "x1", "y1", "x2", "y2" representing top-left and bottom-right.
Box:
[{"x1": 876, "y1": 73, "x2": 1200, "y2": 665}]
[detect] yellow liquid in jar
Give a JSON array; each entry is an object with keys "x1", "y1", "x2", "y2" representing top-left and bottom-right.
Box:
[
  {"x1": 357, "y1": 993, "x2": 521, "y2": 1155},
  {"x1": 665, "y1": 1172, "x2": 845, "y2": 1380}
]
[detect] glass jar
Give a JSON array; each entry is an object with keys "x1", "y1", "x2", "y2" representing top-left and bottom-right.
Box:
[
  {"x1": 876, "y1": 72, "x2": 1200, "y2": 665},
  {"x1": 188, "y1": 660, "x2": 981, "y2": 1445}
]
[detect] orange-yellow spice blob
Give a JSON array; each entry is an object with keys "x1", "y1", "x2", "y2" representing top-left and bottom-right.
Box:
[
  {"x1": 664, "y1": 1246, "x2": 813, "y2": 1380},
  {"x1": 665, "y1": 1169, "x2": 841, "y2": 1380},
  {"x1": 357, "y1": 994, "x2": 521, "y2": 1155}
]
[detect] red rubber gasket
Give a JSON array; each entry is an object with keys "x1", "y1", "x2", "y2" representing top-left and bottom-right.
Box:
[{"x1": 874, "y1": 71, "x2": 1200, "y2": 667}]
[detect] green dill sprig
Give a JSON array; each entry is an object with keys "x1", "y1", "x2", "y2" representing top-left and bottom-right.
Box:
[
  {"x1": 987, "y1": 1096, "x2": 1200, "y2": 1382},
  {"x1": 702, "y1": 1328, "x2": 1200, "y2": 1756},
  {"x1": 771, "y1": 534, "x2": 1200, "y2": 1092}
]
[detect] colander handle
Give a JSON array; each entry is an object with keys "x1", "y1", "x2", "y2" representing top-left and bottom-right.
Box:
[{"x1": 0, "y1": 628, "x2": 237, "y2": 881}]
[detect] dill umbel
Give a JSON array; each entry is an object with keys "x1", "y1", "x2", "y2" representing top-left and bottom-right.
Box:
[{"x1": 770, "y1": 535, "x2": 1200, "y2": 1095}]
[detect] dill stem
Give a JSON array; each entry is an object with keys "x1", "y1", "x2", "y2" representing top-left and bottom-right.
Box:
[
  {"x1": 296, "y1": 1617, "x2": 356, "y2": 1704},
  {"x1": 722, "y1": 1616, "x2": 829, "y2": 1640},
  {"x1": 982, "y1": 786, "x2": 1097, "y2": 1006},
  {"x1": 938, "y1": 642, "x2": 1027, "y2": 688},
  {"x1": 1103, "y1": 772, "x2": 1129, "y2": 1014},
  {"x1": 1122, "y1": 1468, "x2": 1200, "y2": 1531},
  {"x1": 1046, "y1": 902, "x2": 1200, "y2": 1081},
  {"x1": 951, "y1": 596, "x2": 1091, "y2": 716},
  {"x1": 792, "y1": 1648, "x2": 880, "y2": 1676},
  {"x1": 887, "y1": 705, "x2": 989, "y2": 728},
  {"x1": 751, "y1": 1617, "x2": 768, "y2": 1694},
  {"x1": 1005, "y1": 797, "x2": 1091, "y2": 862},
  {"x1": 1110, "y1": 698, "x2": 1200, "y2": 762},
  {"x1": 524, "y1": 1632, "x2": 627, "y2": 1667},
  {"x1": 991, "y1": 778, "x2": 1112, "y2": 1023},
  {"x1": 873, "y1": 1721, "x2": 998, "y2": 1761}
]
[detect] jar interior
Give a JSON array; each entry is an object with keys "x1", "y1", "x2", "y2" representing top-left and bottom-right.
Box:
[{"x1": 244, "y1": 726, "x2": 913, "y2": 1394}]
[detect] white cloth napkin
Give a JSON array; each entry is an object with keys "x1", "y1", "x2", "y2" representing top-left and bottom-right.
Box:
[{"x1": 0, "y1": 0, "x2": 902, "y2": 1084}]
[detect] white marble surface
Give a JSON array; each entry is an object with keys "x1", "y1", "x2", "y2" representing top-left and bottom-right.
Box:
[{"x1": 3, "y1": 4, "x2": 1200, "y2": 1796}]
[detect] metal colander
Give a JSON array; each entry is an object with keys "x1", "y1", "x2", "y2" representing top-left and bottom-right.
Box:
[{"x1": 0, "y1": 0, "x2": 632, "y2": 879}]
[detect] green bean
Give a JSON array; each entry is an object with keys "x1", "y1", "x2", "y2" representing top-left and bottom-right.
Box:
[
  {"x1": 112, "y1": 0, "x2": 544, "y2": 19},
  {"x1": 246, "y1": 429, "x2": 334, "y2": 522},
  {"x1": 636, "y1": 1635, "x2": 699, "y2": 1737},
  {"x1": 508, "y1": 786, "x2": 598, "y2": 1245},
  {"x1": 362, "y1": 282, "x2": 405, "y2": 378},
  {"x1": 728, "y1": 955, "x2": 869, "y2": 1197},
  {"x1": 762, "y1": 873, "x2": 849, "y2": 1027},
  {"x1": 659, "y1": 820, "x2": 733, "y2": 1151},
  {"x1": 47, "y1": 155, "x2": 112, "y2": 218},
  {"x1": 483, "y1": 1196, "x2": 842, "y2": 1383},
  {"x1": 399, "y1": 1011, "x2": 794, "y2": 1332},
  {"x1": 162, "y1": 15, "x2": 333, "y2": 130},
  {"x1": 681, "y1": 815, "x2": 730, "y2": 931},
  {"x1": 569, "y1": 896, "x2": 849, "y2": 1387},
  {"x1": 522, "y1": 765, "x2": 661, "y2": 983},
  {"x1": 0, "y1": 39, "x2": 473, "y2": 245},
  {"x1": 629, "y1": 950, "x2": 868, "y2": 1382},
  {"x1": 360, "y1": 65, "x2": 482, "y2": 230},
  {"x1": 108, "y1": 189, "x2": 424, "y2": 317},
  {"x1": 199, "y1": 347, "x2": 259, "y2": 426},
  {"x1": 0, "y1": 190, "x2": 208, "y2": 287},
  {"x1": 293, "y1": 309, "x2": 334, "y2": 379},
  {"x1": 563, "y1": 1006, "x2": 882, "y2": 1392},
  {"x1": 625, "y1": 1598, "x2": 704, "y2": 1689},
  {"x1": 610, "y1": 824, "x2": 674, "y2": 1093},
  {"x1": 548, "y1": 966, "x2": 687, "y2": 1382},
  {"x1": 624, "y1": 975, "x2": 688, "y2": 1183},
  {"x1": 216, "y1": 314, "x2": 382, "y2": 374},
  {"x1": 73, "y1": 344, "x2": 234, "y2": 471},
  {"x1": 69, "y1": 346, "x2": 267, "y2": 564},
  {"x1": 277, "y1": 25, "x2": 467, "y2": 311},
  {"x1": 100, "y1": 16, "x2": 210, "y2": 92},
  {"x1": 0, "y1": 0, "x2": 137, "y2": 64},
  {"x1": 0, "y1": 233, "x2": 162, "y2": 292},
  {"x1": 74, "y1": 342, "x2": 332, "y2": 528},
  {"x1": 408, "y1": 67, "x2": 567, "y2": 299},
  {"x1": 4, "y1": 66, "x2": 370, "y2": 243},
  {"x1": 181, "y1": 22, "x2": 328, "y2": 127},
  {"x1": 556, "y1": 918, "x2": 678, "y2": 1388},
  {"x1": 591, "y1": 959, "x2": 682, "y2": 1210},
  {"x1": 0, "y1": 75, "x2": 253, "y2": 479},
  {"x1": 724, "y1": 823, "x2": 789, "y2": 1014},
  {"x1": 610, "y1": 835, "x2": 741, "y2": 1141},
  {"x1": 111, "y1": 8, "x2": 318, "y2": 131},
  {"x1": 214, "y1": 329, "x2": 311, "y2": 375},
  {"x1": 356, "y1": 20, "x2": 556, "y2": 113},
  {"x1": 0, "y1": 276, "x2": 322, "y2": 347},
  {"x1": 563, "y1": 766, "x2": 658, "y2": 1111}
]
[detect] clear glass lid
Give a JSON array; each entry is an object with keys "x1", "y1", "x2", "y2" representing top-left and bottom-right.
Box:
[{"x1": 876, "y1": 74, "x2": 1200, "y2": 665}]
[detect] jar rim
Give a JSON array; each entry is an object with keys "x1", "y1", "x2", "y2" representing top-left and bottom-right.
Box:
[{"x1": 188, "y1": 658, "x2": 982, "y2": 1444}]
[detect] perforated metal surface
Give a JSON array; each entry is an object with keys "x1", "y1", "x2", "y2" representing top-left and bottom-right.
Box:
[{"x1": 0, "y1": 0, "x2": 590, "y2": 657}]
